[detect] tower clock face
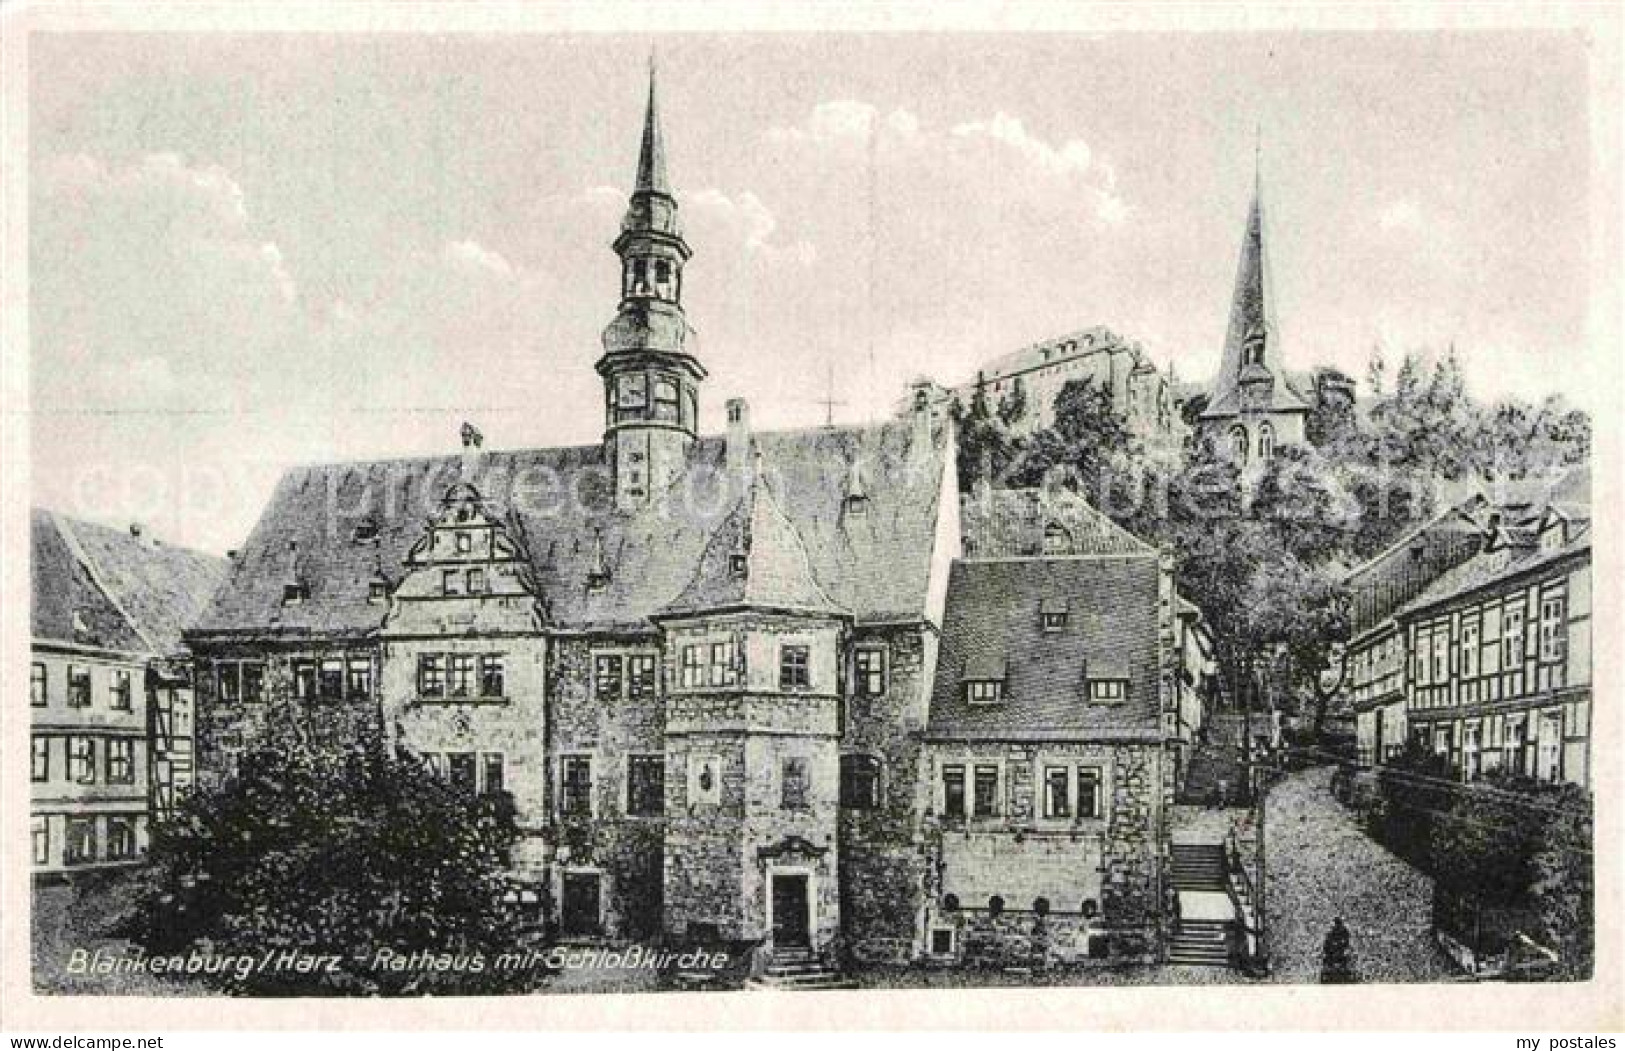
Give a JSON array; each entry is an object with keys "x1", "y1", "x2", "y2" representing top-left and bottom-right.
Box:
[{"x1": 618, "y1": 374, "x2": 647, "y2": 409}]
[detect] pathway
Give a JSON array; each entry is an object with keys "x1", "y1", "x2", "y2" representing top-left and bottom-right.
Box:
[{"x1": 1262, "y1": 765, "x2": 1457, "y2": 984}]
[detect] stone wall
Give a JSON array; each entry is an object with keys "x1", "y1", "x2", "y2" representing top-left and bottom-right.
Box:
[
  {"x1": 549, "y1": 634, "x2": 667, "y2": 939},
  {"x1": 838, "y1": 625, "x2": 934, "y2": 963},
  {"x1": 920, "y1": 739, "x2": 1165, "y2": 963}
]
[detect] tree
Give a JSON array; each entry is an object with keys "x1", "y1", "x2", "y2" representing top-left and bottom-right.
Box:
[
  {"x1": 996, "y1": 376, "x2": 1028, "y2": 427},
  {"x1": 1009, "y1": 377, "x2": 1133, "y2": 494},
  {"x1": 128, "y1": 724, "x2": 533, "y2": 995}
]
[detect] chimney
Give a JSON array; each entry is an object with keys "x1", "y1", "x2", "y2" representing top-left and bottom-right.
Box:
[
  {"x1": 460, "y1": 421, "x2": 485, "y2": 478},
  {"x1": 726, "y1": 398, "x2": 751, "y2": 475},
  {"x1": 129, "y1": 522, "x2": 144, "y2": 539}
]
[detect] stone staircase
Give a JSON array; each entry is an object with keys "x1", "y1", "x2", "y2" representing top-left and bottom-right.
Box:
[
  {"x1": 1167, "y1": 842, "x2": 1234, "y2": 968},
  {"x1": 747, "y1": 947, "x2": 857, "y2": 991}
]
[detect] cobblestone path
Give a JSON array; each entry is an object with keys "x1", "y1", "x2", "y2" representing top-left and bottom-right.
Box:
[{"x1": 1263, "y1": 765, "x2": 1458, "y2": 984}]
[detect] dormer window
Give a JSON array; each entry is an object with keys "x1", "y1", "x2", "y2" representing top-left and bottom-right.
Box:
[
  {"x1": 1089, "y1": 679, "x2": 1127, "y2": 704},
  {"x1": 728, "y1": 552, "x2": 748, "y2": 576},
  {"x1": 368, "y1": 580, "x2": 389, "y2": 604},
  {"x1": 282, "y1": 582, "x2": 308, "y2": 605},
  {"x1": 844, "y1": 493, "x2": 868, "y2": 517},
  {"x1": 587, "y1": 570, "x2": 610, "y2": 593},
  {"x1": 72, "y1": 609, "x2": 89, "y2": 634},
  {"x1": 1042, "y1": 523, "x2": 1071, "y2": 555},
  {"x1": 353, "y1": 519, "x2": 379, "y2": 543},
  {"x1": 966, "y1": 680, "x2": 1004, "y2": 705},
  {"x1": 1040, "y1": 598, "x2": 1069, "y2": 633}
]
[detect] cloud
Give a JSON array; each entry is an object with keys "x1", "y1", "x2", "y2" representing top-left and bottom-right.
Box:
[
  {"x1": 687, "y1": 188, "x2": 817, "y2": 266},
  {"x1": 441, "y1": 238, "x2": 517, "y2": 280},
  {"x1": 1378, "y1": 199, "x2": 1424, "y2": 233}
]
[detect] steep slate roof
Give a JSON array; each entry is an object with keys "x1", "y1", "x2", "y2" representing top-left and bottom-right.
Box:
[
  {"x1": 192, "y1": 419, "x2": 948, "y2": 640},
  {"x1": 961, "y1": 487, "x2": 1155, "y2": 559},
  {"x1": 1397, "y1": 469, "x2": 1592, "y2": 620},
  {"x1": 1201, "y1": 177, "x2": 1310, "y2": 420},
  {"x1": 927, "y1": 556, "x2": 1163, "y2": 740},
  {"x1": 33, "y1": 510, "x2": 226, "y2": 654},
  {"x1": 658, "y1": 466, "x2": 846, "y2": 620}
]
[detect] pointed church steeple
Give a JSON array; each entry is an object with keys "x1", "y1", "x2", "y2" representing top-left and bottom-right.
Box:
[
  {"x1": 635, "y1": 57, "x2": 671, "y2": 198},
  {"x1": 1199, "y1": 141, "x2": 1307, "y2": 424},
  {"x1": 598, "y1": 62, "x2": 706, "y2": 511}
]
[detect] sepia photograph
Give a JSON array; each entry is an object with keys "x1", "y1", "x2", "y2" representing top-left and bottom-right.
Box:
[{"x1": 2, "y1": 3, "x2": 1618, "y2": 1034}]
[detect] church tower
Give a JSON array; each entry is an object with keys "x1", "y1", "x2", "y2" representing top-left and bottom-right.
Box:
[
  {"x1": 597, "y1": 63, "x2": 706, "y2": 510},
  {"x1": 1197, "y1": 150, "x2": 1308, "y2": 464}
]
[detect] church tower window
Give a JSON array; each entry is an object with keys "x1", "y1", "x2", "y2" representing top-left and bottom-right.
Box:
[{"x1": 1257, "y1": 422, "x2": 1276, "y2": 460}]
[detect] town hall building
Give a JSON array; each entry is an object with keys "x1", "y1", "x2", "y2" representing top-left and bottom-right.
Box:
[{"x1": 185, "y1": 69, "x2": 1202, "y2": 973}]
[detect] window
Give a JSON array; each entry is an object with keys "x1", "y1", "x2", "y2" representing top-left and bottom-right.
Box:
[
  {"x1": 966, "y1": 680, "x2": 1003, "y2": 705},
  {"x1": 68, "y1": 665, "x2": 91, "y2": 708},
  {"x1": 448, "y1": 655, "x2": 476, "y2": 698},
  {"x1": 627, "y1": 655, "x2": 657, "y2": 700},
  {"x1": 65, "y1": 818, "x2": 96, "y2": 865},
  {"x1": 840, "y1": 754, "x2": 882, "y2": 809},
  {"x1": 1044, "y1": 766, "x2": 1071, "y2": 818},
  {"x1": 229, "y1": 662, "x2": 258, "y2": 702},
  {"x1": 31, "y1": 817, "x2": 48, "y2": 866},
  {"x1": 1042, "y1": 523, "x2": 1072, "y2": 555},
  {"x1": 729, "y1": 552, "x2": 748, "y2": 576},
  {"x1": 70, "y1": 737, "x2": 96, "y2": 784},
  {"x1": 106, "y1": 739, "x2": 135, "y2": 784},
  {"x1": 854, "y1": 648, "x2": 887, "y2": 697},
  {"x1": 1229, "y1": 426, "x2": 1249, "y2": 463},
  {"x1": 779, "y1": 645, "x2": 811, "y2": 689},
  {"x1": 931, "y1": 929, "x2": 955, "y2": 956},
  {"x1": 31, "y1": 736, "x2": 49, "y2": 782},
  {"x1": 627, "y1": 755, "x2": 665, "y2": 816},
  {"x1": 1460, "y1": 616, "x2": 1480, "y2": 680},
  {"x1": 781, "y1": 757, "x2": 810, "y2": 810},
  {"x1": 483, "y1": 753, "x2": 505, "y2": 795},
  {"x1": 1041, "y1": 610, "x2": 1068, "y2": 633},
  {"x1": 455, "y1": 532, "x2": 472, "y2": 554},
  {"x1": 1089, "y1": 679, "x2": 1127, "y2": 704},
  {"x1": 466, "y1": 568, "x2": 487, "y2": 594},
  {"x1": 561, "y1": 755, "x2": 593, "y2": 817},
  {"x1": 1504, "y1": 604, "x2": 1526, "y2": 668},
  {"x1": 292, "y1": 659, "x2": 317, "y2": 701},
  {"x1": 681, "y1": 646, "x2": 704, "y2": 689},
  {"x1": 1540, "y1": 590, "x2": 1568, "y2": 663},
  {"x1": 31, "y1": 663, "x2": 47, "y2": 707},
  {"x1": 973, "y1": 764, "x2": 1000, "y2": 818},
  {"x1": 617, "y1": 372, "x2": 647, "y2": 409},
  {"x1": 369, "y1": 580, "x2": 390, "y2": 603},
  {"x1": 447, "y1": 752, "x2": 477, "y2": 793},
  {"x1": 318, "y1": 659, "x2": 344, "y2": 701},
  {"x1": 480, "y1": 654, "x2": 506, "y2": 698},
  {"x1": 1077, "y1": 767, "x2": 1102, "y2": 819},
  {"x1": 106, "y1": 817, "x2": 137, "y2": 861},
  {"x1": 418, "y1": 655, "x2": 445, "y2": 697},
  {"x1": 347, "y1": 658, "x2": 373, "y2": 700},
  {"x1": 709, "y1": 641, "x2": 738, "y2": 687},
  {"x1": 653, "y1": 378, "x2": 680, "y2": 422},
  {"x1": 942, "y1": 764, "x2": 966, "y2": 819},
  {"x1": 218, "y1": 662, "x2": 241, "y2": 703},
  {"x1": 595, "y1": 655, "x2": 624, "y2": 701},
  {"x1": 282, "y1": 582, "x2": 307, "y2": 605},
  {"x1": 442, "y1": 568, "x2": 462, "y2": 596},
  {"x1": 1257, "y1": 423, "x2": 1276, "y2": 460}
]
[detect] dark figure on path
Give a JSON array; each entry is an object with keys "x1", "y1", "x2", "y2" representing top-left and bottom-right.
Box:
[{"x1": 1320, "y1": 916, "x2": 1358, "y2": 984}]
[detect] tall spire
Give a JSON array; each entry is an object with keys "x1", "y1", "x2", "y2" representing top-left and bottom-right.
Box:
[
  {"x1": 635, "y1": 54, "x2": 670, "y2": 197},
  {"x1": 1198, "y1": 139, "x2": 1307, "y2": 420}
]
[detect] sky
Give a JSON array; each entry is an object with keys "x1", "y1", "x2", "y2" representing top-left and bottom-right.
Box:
[{"x1": 27, "y1": 31, "x2": 1598, "y2": 554}]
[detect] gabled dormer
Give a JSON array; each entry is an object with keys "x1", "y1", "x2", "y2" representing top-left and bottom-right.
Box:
[{"x1": 380, "y1": 482, "x2": 543, "y2": 636}]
